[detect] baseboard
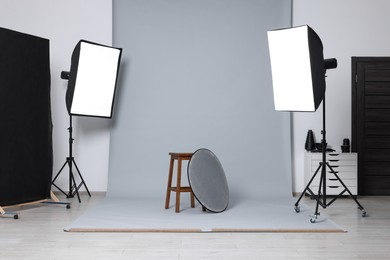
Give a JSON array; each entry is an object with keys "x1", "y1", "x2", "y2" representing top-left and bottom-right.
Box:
[
  {"x1": 51, "y1": 191, "x2": 107, "y2": 196},
  {"x1": 292, "y1": 192, "x2": 303, "y2": 197}
]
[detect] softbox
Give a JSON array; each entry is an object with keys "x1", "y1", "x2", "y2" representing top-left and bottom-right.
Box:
[
  {"x1": 267, "y1": 25, "x2": 325, "y2": 112},
  {"x1": 65, "y1": 40, "x2": 122, "y2": 118}
]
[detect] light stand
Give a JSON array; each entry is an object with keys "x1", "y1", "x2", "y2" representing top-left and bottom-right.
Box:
[
  {"x1": 51, "y1": 40, "x2": 122, "y2": 202},
  {"x1": 268, "y1": 25, "x2": 366, "y2": 223},
  {"x1": 52, "y1": 115, "x2": 91, "y2": 203},
  {"x1": 294, "y1": 93, "x2": 366, "y2": 223}
]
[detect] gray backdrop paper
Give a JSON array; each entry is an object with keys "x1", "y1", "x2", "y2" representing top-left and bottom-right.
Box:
[{"x1": 109, "y1": 0, "x2": 292, "y2": 201}]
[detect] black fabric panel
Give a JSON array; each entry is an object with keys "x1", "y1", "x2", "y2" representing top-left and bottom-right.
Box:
[{"x1": 0, "y1": 27, "x2": 52, "y2": 206}]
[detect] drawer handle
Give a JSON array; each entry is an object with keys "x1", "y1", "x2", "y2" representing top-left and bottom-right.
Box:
[
  {"x1": 329, "y1": 178, "x2": 338, "y2": 181},
  {"x1": 329, "y1": 159, "x2": 339, "y2": 162},
  {"x1": 329, "y1": 154, "x2": 339, "y2": 156},
  {"x1": 329, "y1": 186, "x2": 340, "y2": 188},
  {"x1": 329, "y1": 171, "x2": 339, "y2": 174}
]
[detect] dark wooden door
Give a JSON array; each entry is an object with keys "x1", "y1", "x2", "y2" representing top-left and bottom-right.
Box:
[{"x1": 352, "y1": 57, "x2": 390, "y2": 195}]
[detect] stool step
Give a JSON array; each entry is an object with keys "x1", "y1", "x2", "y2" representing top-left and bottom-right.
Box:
[{"x1": 170, "y1": 186, "x2": 192, "y2": 193}]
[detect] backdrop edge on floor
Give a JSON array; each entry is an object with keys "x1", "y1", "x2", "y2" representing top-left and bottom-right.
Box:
[{"x1": 64, "y1": 196, "x2": 346, "y2": 233}]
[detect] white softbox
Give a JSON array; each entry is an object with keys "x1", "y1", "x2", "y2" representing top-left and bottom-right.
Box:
[
  {"x1": 65, "y1": 40, "x2": 122, "y2": 118},
  {"x1": 267, "y1": 25, "x2": 326, "y2": 112}
]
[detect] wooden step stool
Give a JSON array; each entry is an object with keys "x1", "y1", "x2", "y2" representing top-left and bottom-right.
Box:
[{"x1": 165, "y1": 152, "x2": 195, "y2": 213}]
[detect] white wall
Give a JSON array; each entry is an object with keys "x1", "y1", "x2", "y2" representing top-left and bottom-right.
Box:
[
  {"x1": 0, "y1": 0, "x2": 112, "y2": 192},
  {"x1": 292, "y1": 0, "x2": 390, "y2": 192}
]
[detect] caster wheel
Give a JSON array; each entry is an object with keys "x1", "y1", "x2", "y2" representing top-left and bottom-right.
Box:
[
  {"x1": 361, "y1": 210, "x2": 367, "y2": 217},
  {"x1": 310, "y1": 214, "x2": 318, "y2": 223},
  {"x1": 14, "y1": 215, "x2": 19, "y2": 220},
  {"x1": 66, "y1": 204, "x2": 71, "y2": 209},
  {"x1": 294, "y1": 205, "x2": 300, "y2": 213}
]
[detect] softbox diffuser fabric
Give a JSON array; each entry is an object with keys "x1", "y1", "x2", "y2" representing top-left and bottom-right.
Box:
[
  {"x1": 0, "y1": 27, "x2": 52, "y2": 206},
  {"x1": 65, "y1": 40, "x2": 122, "y2": 118},
  {"x1": 267, "y1": 25, "x2": 326, "y2": 112}
]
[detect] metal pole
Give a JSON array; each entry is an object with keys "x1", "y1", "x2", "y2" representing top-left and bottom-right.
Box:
[
  {"x1": 321, "y1": 95, "x2": 327, "y2": 206},
  {"x1": 68, "y1": 115, "x2": 74, "y2": 197}
]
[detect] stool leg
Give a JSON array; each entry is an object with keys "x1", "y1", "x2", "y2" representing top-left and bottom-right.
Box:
[
  {"x1": 165, "y1": 157, "x2": 174, "y2": 209},
  {"x1": 175, "y1": 158, "x2": 182, "y2": 213},
  {"x1": 190, "y1": 191, "x2": 195, "y2": 208}
]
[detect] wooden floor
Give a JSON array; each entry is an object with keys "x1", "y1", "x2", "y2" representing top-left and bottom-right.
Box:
[{"x1": 1, "y1": 193, "x2": 390, "y2": 259}]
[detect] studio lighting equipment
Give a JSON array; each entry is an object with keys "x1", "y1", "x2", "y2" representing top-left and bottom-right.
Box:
[
  {"x1": 52, "y1": 40, "x2": 122, "y2": 202},
  {"x1": 187, "y1": 149, "x2": 229, "y2": 213},
  {"x1": 267, "y1": 25, "x2": 366, "y2": 222}
]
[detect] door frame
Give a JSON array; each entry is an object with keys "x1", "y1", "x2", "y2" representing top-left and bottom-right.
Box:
[
  {"x1": 351, "y1": 56, "x2": 390, "y2": 194},
  {"x1": 351, "y1": 56, "x2": 390, "y2": 151}
]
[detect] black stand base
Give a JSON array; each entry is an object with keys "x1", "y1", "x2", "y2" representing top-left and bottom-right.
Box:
[
  {"x1": 51, "y1": 115, "x2": 91, "y2": 203},
  {"x1": 294, "y1": 95, "x2": 366, "y2": 223},
  {"x1": 294, "y1": 161, "x2": 366, "y2": 223},
  {"x1": 1, "y1": 191, "x2": 71, "y2": 220},
  {"x1": 52, "y1": 157, "x2": 91, "y2": 203}
]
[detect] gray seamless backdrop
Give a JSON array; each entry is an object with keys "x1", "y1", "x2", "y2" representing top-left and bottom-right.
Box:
[{"x1": 108, "y1": 0, "x2": 292, "y2": 202}]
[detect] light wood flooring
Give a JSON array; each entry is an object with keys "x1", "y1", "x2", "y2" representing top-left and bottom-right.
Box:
[{"x1": 1, "y1": 193, "x2": 390, "y2": 259}]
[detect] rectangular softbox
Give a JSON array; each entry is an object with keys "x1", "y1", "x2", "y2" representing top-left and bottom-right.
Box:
[
  {"x1": 65, "y1": 40, "x2": 122, "y2": 118},
  {"x1": 267, "y1": 25, "x2": 326, "y2": 112}
]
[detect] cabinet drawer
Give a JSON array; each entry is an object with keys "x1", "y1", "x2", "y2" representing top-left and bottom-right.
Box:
[
  {"x1": 311, "y1": 165, "x2": 356, "y2": 173},
  {"x1": 312, "y1": 177, "x2": 356, "y2": 186},
  {"x1": 311, "y1": 161, "x2": 356, "y2": 167},
  {"x1": 311, "y1": 185, "x2": 357, "y2": 195},
  {"x1": 328, "y1": 171, "x2": 357, "y2": 179},
  {"x1": 309, "y1": 153, "x2": 357, "y2": 160},
  {"x1": 310, "y1": 172, "x2": 356, "y2": 180},
  {"x1": 304, "y1": 152, "x2": 358, "y2": 195}
]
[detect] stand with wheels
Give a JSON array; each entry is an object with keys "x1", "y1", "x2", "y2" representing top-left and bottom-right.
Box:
[
  {"x1": 1, "y1": 191, "x2": 70, "y2": 219},
  {"x1": 52, "y1": 115, "x2": 91, "y2": 203},
  {"x1": 0, "y1": 205, "x2": 19, "y2": 219},
  {"x1": 294, "y1": 95, "x2": 367, "y2": 223}
]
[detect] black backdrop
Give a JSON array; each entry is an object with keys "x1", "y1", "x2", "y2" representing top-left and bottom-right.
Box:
[{"x1": 0, "y1": 27, "x2": 52, "y2": 206}]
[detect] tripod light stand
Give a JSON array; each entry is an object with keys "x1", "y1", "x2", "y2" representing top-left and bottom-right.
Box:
[
  {"x1": 293, "y1": 93, "x2": 366, "y2": 222},
  {"x1": 52, "y1": 40, "x2": 122, "y2": 202},
  {"x1": 267, "y1": 25, "x2": 366, "y2": 223},
  {"x1": 52, "y1": 115, "x2": 90, "y2": 203}
]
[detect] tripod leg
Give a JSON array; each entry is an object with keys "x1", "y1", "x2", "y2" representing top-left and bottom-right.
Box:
[
  {"x1": 69, "y1": 168, "x2": 81, "y2": 203},
  {"x1": 326, "y1": 163, "x2": 367, "y2": 217},
  {"x1": 294, "y1": 163, "x2": 322, "y2": 213},
  {"x1": 51, "y1": 160, "x2": 69, "y2": 197},
  {"x1": 52, "y1": 160, "x2": 68, "y2": 184},
  {"x1": 311, "y1": 164, "x2": 326, "y2": 223},
  {"x1": 72, "y1": 159, "x2": 91, "y2": 197}
]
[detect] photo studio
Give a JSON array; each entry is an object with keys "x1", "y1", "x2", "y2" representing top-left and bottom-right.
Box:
[{"x1": 1, "y1": 0, "x2": 390, "y2": 258}]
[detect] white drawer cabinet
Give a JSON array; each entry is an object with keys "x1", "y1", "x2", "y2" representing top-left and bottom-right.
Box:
[{"x1": 304, "y1": 152, "x2": 358, "y2": 195}]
